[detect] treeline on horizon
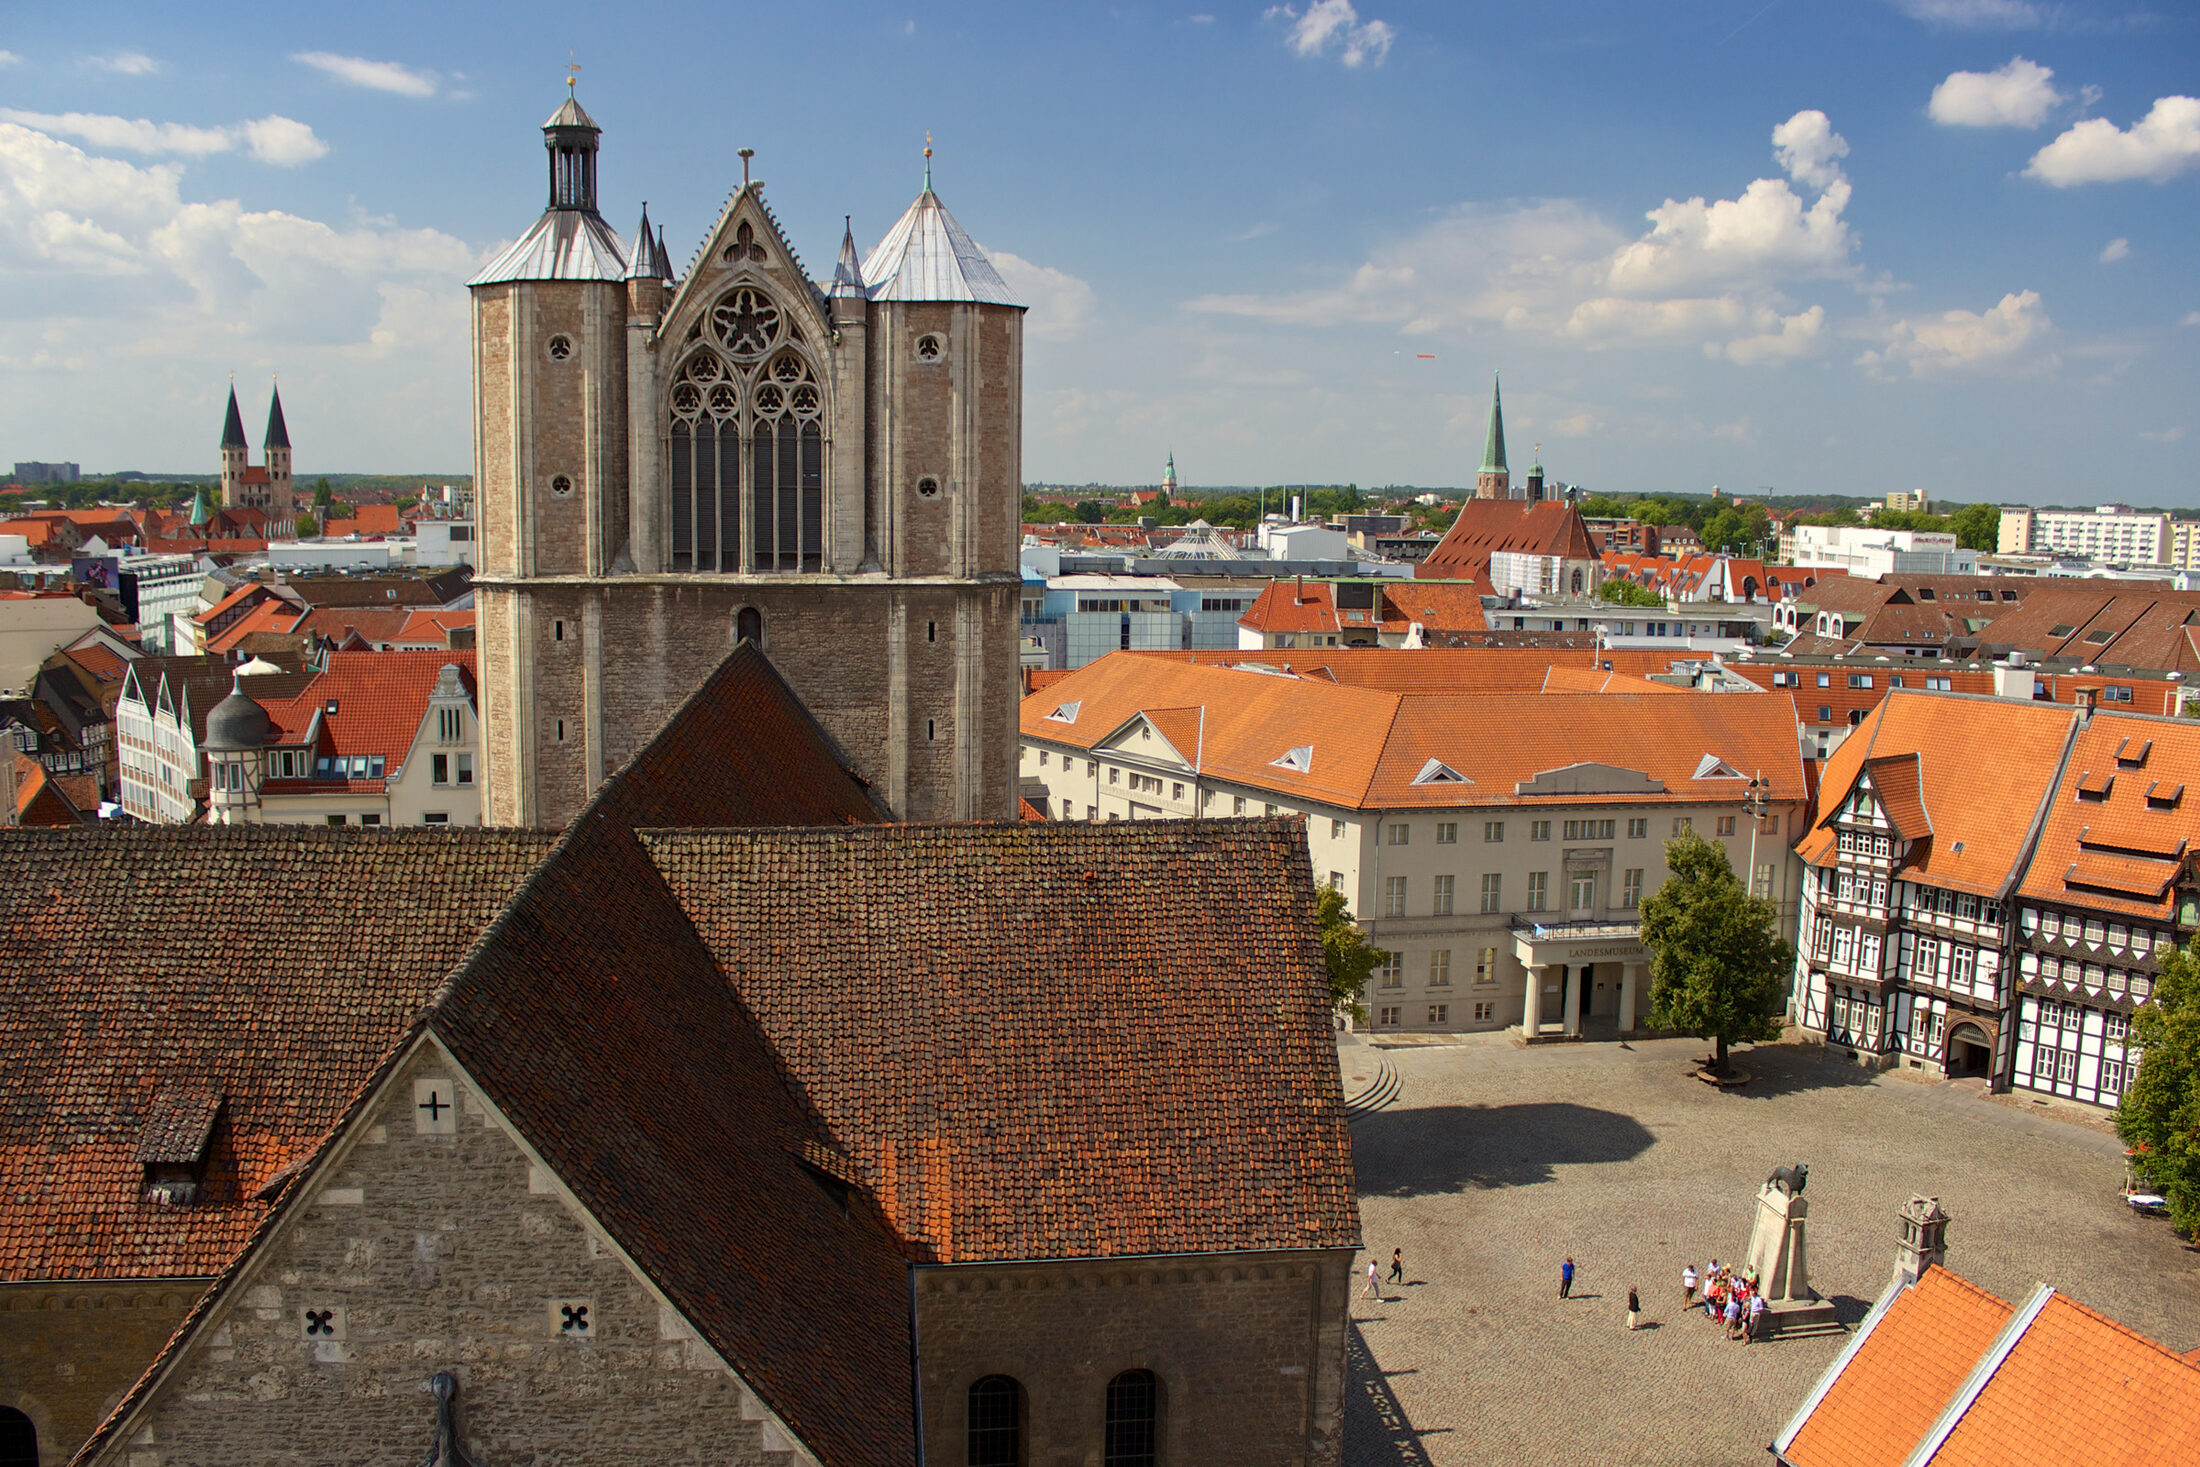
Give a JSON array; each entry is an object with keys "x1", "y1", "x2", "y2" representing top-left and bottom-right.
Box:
[{"x1": 1, "y1": 473, "x2": 470, "y2": 513}]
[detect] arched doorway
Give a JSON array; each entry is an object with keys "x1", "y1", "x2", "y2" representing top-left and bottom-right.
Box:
[{"x1": 1946, "y1": 1022, "x2": 1993, "y2": 1078}]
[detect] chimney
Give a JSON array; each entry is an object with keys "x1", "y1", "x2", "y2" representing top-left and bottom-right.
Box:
[{"x1": 1892, "y1": 1194, "x2": 1949, "y2": 1289}]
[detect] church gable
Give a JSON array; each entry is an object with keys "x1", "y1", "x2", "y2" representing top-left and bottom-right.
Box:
[
  {"x1": 660, "y1": 187, "x2": 830, "y2": 356},
  {"x1": 85, "y1": 1038, "x2": 822, "y2": 1467}
]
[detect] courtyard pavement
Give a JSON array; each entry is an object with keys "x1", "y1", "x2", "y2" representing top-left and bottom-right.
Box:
[{"x1": 1339, "y1": 1032, "x2": 2200, "y2": 1466}]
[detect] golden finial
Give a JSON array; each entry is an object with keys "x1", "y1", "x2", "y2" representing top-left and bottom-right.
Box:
[
  {"x1": 567, "y1": 52, "x2": 580, "y2": 89},
  {"x1": 923, "y1": 131, "x2": 933, "y2": 190}
]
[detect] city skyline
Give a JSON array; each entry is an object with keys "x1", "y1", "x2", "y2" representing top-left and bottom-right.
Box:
[{"x1": 0, "y1": 1, "x2": 2194, "y2": 502}]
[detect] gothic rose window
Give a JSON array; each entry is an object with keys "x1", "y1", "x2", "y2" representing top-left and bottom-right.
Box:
[{"x1": 668, "y1": 292, "x2": 824, "y2": 574}]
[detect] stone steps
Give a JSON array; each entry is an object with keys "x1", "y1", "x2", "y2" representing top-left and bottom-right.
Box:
[{"x1": 1344, "y1": 1058, "x2": 1400, "y2": 1118}]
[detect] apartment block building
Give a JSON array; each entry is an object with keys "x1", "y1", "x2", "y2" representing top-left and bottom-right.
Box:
[
  {"x1": 1792, "y1": 689, "x2": 2200, "y2": 1108},
  {"x1": 1999, "y1": 504, "x2": 2172, "y2": 566},
  {"x1": 1020, "y1": 654, "x2": 1806, "y2": 1037}
]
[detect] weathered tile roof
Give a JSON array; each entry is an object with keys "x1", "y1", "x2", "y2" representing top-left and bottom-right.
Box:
[
  {"x1": 1238, "y1": 579, "x2": 1341, "y2": 636},
  {"x1": 258, "y1": 649, "x2": 476, "y2": 769},
  {"x1": 643, "y1": 819, "x2": 1357, "y2": 1264},
  {"x1": 1122, "y1": 645, "x2": 1698, "y2": 689},
  {"x1": 1375, "y1": 580, "x2": 1488, "y2": 632},
  {"x1": 0, "y1": 826, "x2": 557, "y2": 1282},
  {"x1": 1416, "y1": 499, "x2": 1598, "y2": 583},
  {"x1": 1798, "y1": 691, "x2": 2079, "y2": 895}
]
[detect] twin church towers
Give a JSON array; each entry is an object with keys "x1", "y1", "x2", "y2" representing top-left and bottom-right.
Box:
[{"x1": 468, "y1": 87, "x2": 1026, "y2": 826}]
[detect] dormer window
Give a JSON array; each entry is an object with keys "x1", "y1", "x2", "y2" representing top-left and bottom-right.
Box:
[
  {"x1": 138, "y1": 1086, "x2": 223, "y2": 1206},
  {"x1": 2146, "y1": 782, "x2": 2184, "y2": 810},
  {"x1": 2115, "y1": 737, "x2": 2153, "y2": 769},
  {"x1": 1412, "y1": 758, "x2": 1467, "y2": 786},
  {"x1": 1271, "y1": 745, "x2": 1314, "y2": 773},
  {"x1": 2076, "y1": 771, "x2": 2114, "y2": 803},
  {"x1": 1045, "y1": 701, "x2": 1080, "y2": 725}
]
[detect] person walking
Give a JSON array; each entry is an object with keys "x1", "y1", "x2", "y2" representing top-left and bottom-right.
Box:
[
  {"x1": 1389, "y1": 1247, "x2": 1405, "y2": 1285},
  {"x1": 1747, "y1": 1292, "x2": 1767, "y2": 1344},
  {"x1": 1682, "y1": 1264, "x2": 1698, "y2": 1308},
  {"x1": 1723, "y1": 1293, "x2": 1743, "y2": 1340},
  {"x1": 1364, "y1": 1257, "x2": 1383, "y2": 1302},
  {"x1": 1559, "y1": 1257, "x2": 1575, "y2": 1298},
  {"x1": 1626, "y1": 1286, "x2": 1641, "y2": 1331}
]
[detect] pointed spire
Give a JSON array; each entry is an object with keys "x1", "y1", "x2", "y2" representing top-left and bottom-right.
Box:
[
  {"x1": 626, "y1": 202, "x2": 667, "y2": 280},
  {"x1": 220, "y1": 386, "x2": 247, "y2": 450},
  {"x1": 1480, "y1": 374, "x2": 1508, "y2": 475},
  {"x1": 264, "y1": 382, "x2": 290, "y2": 450},
  {"x1": 654, "y1": 225, "x2": 671, "y2": 279},
  {"x1": 831, "y1": 215, "x2": 866, "y2": 299},
  {"x1": 188, "y1": 487, "x2": 209, "y2": 526}
]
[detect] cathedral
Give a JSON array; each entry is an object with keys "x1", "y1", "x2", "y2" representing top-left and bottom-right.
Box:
[
  {"x1": 218, "y1": 381, "x2": 295, "y2": 518},
  {"x1": 469, "y1": 87, "x2": 1024, "y2": 827}
]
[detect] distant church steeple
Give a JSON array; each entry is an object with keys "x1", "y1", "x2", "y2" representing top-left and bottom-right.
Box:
[
  {"x1": 1163, "y1": 451, "x2": 1177, "y2": 498},
  {"x1": 1474, "y1": 374, "x2": 1511, "y2": 500}
]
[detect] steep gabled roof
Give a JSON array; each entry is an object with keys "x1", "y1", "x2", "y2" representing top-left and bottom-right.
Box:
[
  {"x1": 1416, "y1": 499, "x2": 1598, "y2": 583},
  {"x1": 219, "y1": 388, "x2": 247, "y2": 449},
  {"x1": 262, "y1": 385, "x2": 289, "y2": 450},
  {"x1": 2016, "y1": 710, "x2": 2200, "y2": 921}
]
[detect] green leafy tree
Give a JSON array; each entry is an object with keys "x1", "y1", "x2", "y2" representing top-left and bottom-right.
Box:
[
  {"x1": 293, "y1": 511, "x2": 319, "y2": 538},
  {"x1": 2118, "y1": 937, "x2": 2200, "y2": 1233},
  {"x1": 1316, "y1": 884, "x2": 1387, "y2": 1025},
  {"x1": 1072, "y1": 500, "x2": 1106, "y2": 524},
  {"x1": 1640, "y1": 832, "x2": 1792, "y2": 1075},
  {"x1": 1947, "y1": 502, "x2": 2001, "y2": 553},
  {"x1": 312, "y1": 477, "x2": 333, "y2": 514},
  {"x1": 1599, "y1": 578, "x2": 1665, "y2": 607}
]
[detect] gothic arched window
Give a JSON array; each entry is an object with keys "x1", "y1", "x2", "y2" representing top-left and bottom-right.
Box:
[
  {"x1": 736, "y1": 607, "x2": 763, "y2": 645},
  {"x1": 0, "y1": 1408, "x2": 36, "y2": 1467},
  {"x1": 1104, "y1": 1370, "x2": 1160, "y2": 1467},
  {"x1": 967, "y1": 1376, "x2": 1024, "y2": 1467},
  {"x1": 668, "y1": 291, "x2": 825, "y2": 574}
]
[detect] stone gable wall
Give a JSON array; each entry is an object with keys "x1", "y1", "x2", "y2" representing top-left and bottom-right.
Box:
[
  {"x1": 915, "y1": 1248, "x2": 1354, "y2": 1467},
  {"x1": 96, "y1": 1045, "x2": 810, "y2": 1467}
]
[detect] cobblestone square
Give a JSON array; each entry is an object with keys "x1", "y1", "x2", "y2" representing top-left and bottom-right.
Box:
[{"x1": 1341, "y1": 1033, "x2": 2200, "y2": 1466}]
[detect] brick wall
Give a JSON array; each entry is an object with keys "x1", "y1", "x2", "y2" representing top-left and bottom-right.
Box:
[
  {"x1": 0, "y1": 1281, "x2": 200, "y2": 1464},
  {"x1": 915, "y1": 1248, "x2": 1354, "y2": 1467},
  {"x1": 93, "y1": 1043, "x2": 810, "y2": 1467}
]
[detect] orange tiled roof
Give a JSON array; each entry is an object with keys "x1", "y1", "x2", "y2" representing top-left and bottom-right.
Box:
[
  {"x1": 1239, "y1": 579, "x2": 1340, "y2": 635},
  {"x1": 1125, "y1": 646, "x2": 1698, "y2": 690},
  {"x1": 62, "y1": 643, "x2": 131, "y2": 684},
  {"x1": 1781, "y1": 1270, "x2": 2200, "y2": 1467},
  {"x1": 1417, "y1": 499, "x2": 1596, "y2": 583},
  {"x1": 1780, "y1": 1269, "x2": 2014, "y2": 1467},
  {"x1": 259, "y1": 650, "x2": 477, "y2": 767},
  {"x1": 2015, "y1": 711, "x2": 2200, "y2": 921},
  {"x1": 1026, "y1": 653, "x2": 1804, "y2": 812},
  {"x1": 1538, "y1": 665, "x2": 1687, "y2": 694},
  {"x1": 1376, "y1": 580, "x2": 1487, "y2": 632},
  {"x1": 1798, "y1": 691, "x2": 2080, "y2": 896},
  {"x1": 203, "y1": 598, "x2": 305, "y2": 655}
]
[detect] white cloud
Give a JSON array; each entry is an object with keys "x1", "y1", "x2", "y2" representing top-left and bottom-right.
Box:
[
  {"x1": 2027, "y1": 96, "x2": 2200, "y2": 185},
  {"x1": 1189, "y1": 13, "x2": 1217, "y2": 23},
  {"x1": 2140, "y1": 426, "x2": 2186, "y2": 443},
  {"x1": 0, "y1": 52, "x2": 21, "y2": 68},
  {"x1": 2183, "y1": 311, "x2": 2200, "y2": 327},
  {"x1": 1891, "y1": 0, "x2": 2047, "y2": 27},
  {"x1": 1929, "y1": 57, "x2": 2064, "y2": 127},
  {"x1": 986, "y1": 249, "x2": 1096, "y2": 341},
  {"x1": 0, "y1": 109, "x2": 327, "y2": 167},
  {"x1": 1857, "y1": 290, "x2": 2052, "y2": 376},
  {"x1": 1545, "y1": 412, "x2": 1602, "y2": 438},
  {"x1": 291, "y1": 51, "x2": 439, "y2": 98},
  {"x1": 1267, "y1": 1, "x2": 1395, "y2": 67},
  {"x1": 1189, "y1": 112, "x2": 1855, "y2": 368},
  {"x1": 0, "y1": 121, "x2": 475, "y2": 465},
  {"x1": 92, "y1": 52, "x2": 161, "y2": 76},
  {"x1": 1604, "y1": 112, "x2": 1855, "y2": 298},
  {"x1": 2099, "y1": 237, "x2": 2130, "y2": 263}
]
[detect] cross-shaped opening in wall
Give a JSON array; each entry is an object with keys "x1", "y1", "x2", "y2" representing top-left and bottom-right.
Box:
[
  {"x1": 304, "y1": 1309, "x2": 336, "y2": 1336},
  {"x1": 560, "y1": 1303, "x2": 590, "y2": 1333},
  {"x1": 419, "y1": 1091, "x2": 448, "y2": 1122}
]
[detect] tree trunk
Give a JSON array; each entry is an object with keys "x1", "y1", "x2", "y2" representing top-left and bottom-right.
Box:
[{"x1": 1713, "y1": 1032, "x2": 1730, "y2": 1076}]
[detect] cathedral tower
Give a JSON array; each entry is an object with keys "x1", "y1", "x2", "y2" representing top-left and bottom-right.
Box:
[
  {"x1": 264, "y1": 384, "x2": 293, "y2": 512},
  {"x1": 1474, "y1": 375, "x2": 1511, "y2": 500},
  {"x1": 470, "y1": 96, "x2": 1024, "y2": 828},
  {"x1": 218, "y1": 387, "x2": 248, "y2": 505}
]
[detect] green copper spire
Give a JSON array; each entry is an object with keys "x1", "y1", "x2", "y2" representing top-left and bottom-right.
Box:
[
  {"x1": 188, "y1": 487, "x2": 209, "y2": 526},
  {"x1": 1480, "y1": 374, "x2": 1508, "y2": 475}
]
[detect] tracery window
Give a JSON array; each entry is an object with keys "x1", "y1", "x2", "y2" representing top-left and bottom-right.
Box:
[
  {"x1": 968, "y1": 1376, "x2": 1024, "y2": 1467},
  {"x1": 669, "y1": 286, "x2": 824, "y2": 572}
]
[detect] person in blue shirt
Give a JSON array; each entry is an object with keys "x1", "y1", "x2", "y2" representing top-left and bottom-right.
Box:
[{"x1": 1560, "y1": 1257, "x2": 1575, "y2": 1298}]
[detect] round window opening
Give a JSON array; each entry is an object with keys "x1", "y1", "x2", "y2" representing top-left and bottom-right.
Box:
[
  {"x1": 549, "y1": 475, "x2": 575, "y2": 499},
  {"x1": 916, "y1": 476, "x2": 942, "y2": 499},
  {"x1": 914, "y1": 333, "x2": 944, "y2": 363},
  {"x1": 546, "y1": 334, "x2": 574, "y2": 363}
]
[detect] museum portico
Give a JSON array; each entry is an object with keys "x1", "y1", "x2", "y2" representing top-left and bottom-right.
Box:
[{"x1": 1512, "y1": 916, "x2": 1650, "y2": 1038}]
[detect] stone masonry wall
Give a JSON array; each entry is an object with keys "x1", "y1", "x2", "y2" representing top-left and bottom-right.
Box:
[
  {"x1": 97, "y1": 1044, "x2": 814, "y2": 1467},
  {"x1": 915, "y1": 1248, "x2": 1354, "y2": 1467},
  {"x1": 0, "y1": 1281, "x2": 200, "y2": 1465}
]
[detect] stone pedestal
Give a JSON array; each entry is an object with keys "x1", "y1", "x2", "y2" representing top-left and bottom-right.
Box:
[{"x1": 1744, "y1": 1184, "x2": 1839, "y2": 1336}]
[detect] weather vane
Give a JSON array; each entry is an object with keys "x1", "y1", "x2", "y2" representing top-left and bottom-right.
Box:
[
  {"x1": 567, "y1": 52, "x2": 580, "y2": 89},
  {"x1": 923, "y1": 130, "x2": 933, "y2": 190}
]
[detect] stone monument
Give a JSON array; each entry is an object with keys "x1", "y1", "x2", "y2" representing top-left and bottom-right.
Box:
[{"x1": 1743, "y1": 1163, "x2": 1839, "y2": 1335}]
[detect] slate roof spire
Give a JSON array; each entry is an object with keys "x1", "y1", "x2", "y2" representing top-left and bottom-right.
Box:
[
  {"x1": 859, "y1": 150, "x2": 1020, "y2": 306},
  {"x1": 626, "y1": 202, "x2": 668, "y2": 281},
  {"x1": 1481, "y1": 374, "x2": 1508, "y2": 475},
  {"x1": 263, "y1": 383, "x2": 290, "y2": 450},
  {"x1": 220, "y1": 387, "x2": 247, "y2": 450}
]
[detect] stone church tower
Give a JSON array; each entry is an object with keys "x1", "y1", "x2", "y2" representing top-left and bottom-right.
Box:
[
  {"x1": 219, "y1": 382, "x2": 294, "y2": 516},
  {"x1": 1472, "y1": 374, "x2": 1510, "y2": 501},
  {"x1": 468, "y1": 90, "x2": 1025, "y2": 827}
]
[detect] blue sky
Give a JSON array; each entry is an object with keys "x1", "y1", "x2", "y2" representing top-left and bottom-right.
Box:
[{"x1": 0, "y1": 1, "x2": 2194, "y2": 504}]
